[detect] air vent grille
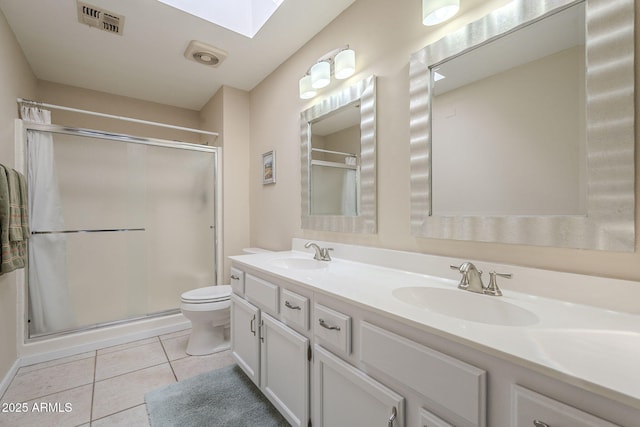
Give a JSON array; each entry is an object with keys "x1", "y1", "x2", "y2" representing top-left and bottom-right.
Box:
[{"x1": 77, "y1": 1, "x2": 125, "y2": 35}]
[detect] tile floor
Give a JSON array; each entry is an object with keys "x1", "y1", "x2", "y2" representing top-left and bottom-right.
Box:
[{"x1": 0, "y1": 329, "x2": 235, "y2": 427}]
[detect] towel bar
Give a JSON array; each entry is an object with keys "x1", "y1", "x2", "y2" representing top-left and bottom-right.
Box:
[{"x1": 31, "y1": 228, "x2": 145, "y2": 235}]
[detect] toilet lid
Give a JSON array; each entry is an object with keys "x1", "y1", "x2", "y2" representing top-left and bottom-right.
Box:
[{"x1": 181, "y1": 285, "x2": 231, "y2": 303}]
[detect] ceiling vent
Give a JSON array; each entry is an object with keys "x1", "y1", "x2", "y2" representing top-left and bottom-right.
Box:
[
  {"x1": 77, "y1": 1, "x2": 125, "y2": 35},
  {"x1": 184, "y1": 40, "x2": 227, "y2": 68}
]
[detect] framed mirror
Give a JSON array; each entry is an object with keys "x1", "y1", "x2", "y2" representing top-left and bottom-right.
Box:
[
  {"x1": 409, "y1": 0, "x2": 634, "y2": 251},
  {"x1": 301, "y1": 75, "x2": 376, "y2": 233}
]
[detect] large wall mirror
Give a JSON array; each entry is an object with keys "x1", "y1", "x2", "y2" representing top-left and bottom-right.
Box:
[
  {"x1": 409, "y1": 0, "x2": 635, "y2": 251},
  {"x1": 301, "y1": 75, "x2": 376, "y2": 233}
]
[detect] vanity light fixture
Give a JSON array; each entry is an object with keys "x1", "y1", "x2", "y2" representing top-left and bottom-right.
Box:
[
  {"x1": 422, "y1": 0, "x2": 460, "y2": 26},
  {"x1": 299, "y1": 46, "x2": 356, "y2": 99}
]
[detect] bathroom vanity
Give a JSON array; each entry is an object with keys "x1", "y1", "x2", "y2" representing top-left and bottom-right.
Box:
[{"x1": 229, "y1": 240, "x2": 640, "y2": 427}]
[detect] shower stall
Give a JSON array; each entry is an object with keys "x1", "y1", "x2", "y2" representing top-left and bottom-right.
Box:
[{"x1": 22, "y1": 123, "x2": 220, "y2": 339}]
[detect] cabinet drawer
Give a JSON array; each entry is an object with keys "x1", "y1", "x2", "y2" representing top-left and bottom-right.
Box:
[
  {"x1": 280, "y1": 288, "x2": 309, "y2": 330},
  {"x1": 511, "y1": 385, "x2": 618, "y2": 427},
  {"x1": 230, "y1": 267, "x2": 245, "y2": 295},
  {"x1": 245, "y1": 274, "x2": 279, "y2": 314},
  {"x1": 360, "y1": 321, "x2": 486, "y2": 427},
  {"x1": 313, "y1": 304, "x2": 351, "y2": 355}
]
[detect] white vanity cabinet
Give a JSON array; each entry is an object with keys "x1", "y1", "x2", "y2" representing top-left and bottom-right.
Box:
[
  {"x1": 314, "y1": 344, "x2": 405, "y2": 427},
  {"x1": 511, "y1": 385, "x2": 619, "y2": 427},
  {"x1": 309, "y1": 298, "x2": 484, "y2": 427},
  {"x1": 230, "y1": 275, "x2": 310, "y2": 427},
  {"x1": 230, "y1": 258, "x2": 640, "y2": 427}
]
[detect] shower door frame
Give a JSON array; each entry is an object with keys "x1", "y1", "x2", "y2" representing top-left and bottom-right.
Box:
[{"x1": 19, "y1": 121, "x2": 223, "y2": 340}]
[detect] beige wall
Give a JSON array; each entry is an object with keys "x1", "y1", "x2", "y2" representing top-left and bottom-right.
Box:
[
  {"x1": 37, "y1": 81, "x2": 203, "y2": 144},
  {"x1": 0, "y1": 8, "x2": 37, "y2": 384},
  {"x1": 201, "y1": 86, "x2": 251, "y2": 282},
  {"x1": 433, "y1": 46, "x2": 586, "y2": 216},
  {"x1": 249, "y1": 0, "x2": 640, "y2": 299}
]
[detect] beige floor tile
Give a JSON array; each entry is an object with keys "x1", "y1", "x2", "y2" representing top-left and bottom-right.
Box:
[
  {"x1": 158, "y1": 328, "x2": 190, "y2": 341},
  {"x1": 160, "y1": 334, "x2": 190, "y2": 361},
  {"x1": 92, "y1": 404, "x2": 150, "y2": 427},
  {"x1": 0, "y1": 384, "x2": 92, "y2": 427},
  {"x1": 97, "y1": 337, "x2": 159, "y2": 356},
  {"x1": 95, "y1": 340, "x2": 168, "y2": 381},
  {"x1": 1, "y1": 357, "x2": 94, "y2": 403},
  {"x1": 92, "y1": 363, "x2": 175, "y2": 420},
  {"x1": 18, "y1": 351, "x2": 96, "y2": 375},
  {"x1": 170, "y1": 349, "x2": 235, "y2": 381}
]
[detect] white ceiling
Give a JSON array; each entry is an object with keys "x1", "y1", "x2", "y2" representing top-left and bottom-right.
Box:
[{"x1": 0, "y1": 0, "x2": 356, "y2": 110}]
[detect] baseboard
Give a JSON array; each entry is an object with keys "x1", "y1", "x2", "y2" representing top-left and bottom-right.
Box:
[
  {"x1": 19, "y1": 319, "x2": 190, "y2": 368},
  {"x1": 0, "y1": 358, "x2": 20, "y2": 398}
]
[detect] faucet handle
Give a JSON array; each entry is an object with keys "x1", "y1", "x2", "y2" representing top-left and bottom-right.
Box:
[
  {"x1": 320, "y1": 247, "x2": 333, "y2": 261},
  {"x1": 485, "y1": 271, "x2": 511, "y2": 296},
  {"x1": 450, "y1": 263, "x2": 474, "y2": 290}
]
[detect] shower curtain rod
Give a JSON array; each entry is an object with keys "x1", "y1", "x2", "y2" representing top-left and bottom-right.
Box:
[{"x1": 17, "y1": 98, "x2": 219, "y2": 137}]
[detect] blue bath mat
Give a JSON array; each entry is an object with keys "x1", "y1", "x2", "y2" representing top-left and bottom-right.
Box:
[{"x1": 145, "y1": 364, "x2": 290, "y2": 427}]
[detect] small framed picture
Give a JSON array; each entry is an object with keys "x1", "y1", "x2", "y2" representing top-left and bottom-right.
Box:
[{"x1": 262, "y1": 150, "x2": 276, "y2": 184}]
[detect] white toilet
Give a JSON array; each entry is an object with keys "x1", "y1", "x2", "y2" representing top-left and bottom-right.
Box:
[
  {"x1": 180, "y1": 248, "x2": 270, "y2": 356},
  {"x1": 180, "y1": 285, "x2": 232, "y2": 355}
]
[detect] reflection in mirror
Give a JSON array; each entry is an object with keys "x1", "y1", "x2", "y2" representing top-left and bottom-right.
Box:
[
  {"x1": 431, "y1": 3, "x2": 586, "y2": 216},
  {"x1": 409, "y1": 0, "x2": 635, "y2": 250},
  {"x1": 310, "y1": 102, "x2": 361, "y2": 216},
  {"x1": 301, "y1": 75, "x2": 376, "y2": 233}
]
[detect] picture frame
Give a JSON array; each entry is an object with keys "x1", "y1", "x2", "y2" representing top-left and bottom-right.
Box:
[{"x1": 262, "y1": 150, "x2": 276, "y2": 184}]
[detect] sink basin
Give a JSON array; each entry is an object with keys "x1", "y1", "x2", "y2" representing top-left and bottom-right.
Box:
[
  {"x1": 392, "y1": 287, "x2": 539, "y2": 326},
  {"x1": 527, "y1": 329, "x2": 640, "y2": 371},
  {"x1": 269, "y1": 258, "x2": 328, "y2": 270}
]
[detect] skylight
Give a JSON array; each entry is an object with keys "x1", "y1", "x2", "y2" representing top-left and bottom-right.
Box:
[{"x1": 157, "y1": 0, "x2": 285, "y2": 38}]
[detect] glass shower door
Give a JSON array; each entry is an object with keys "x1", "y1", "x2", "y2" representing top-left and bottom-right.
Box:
[{"x1": 27, "y1": 127, "x2": 217, "y2": 338}]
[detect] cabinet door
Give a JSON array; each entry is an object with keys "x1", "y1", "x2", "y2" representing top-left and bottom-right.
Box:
[
  {"x1": 260, "y1": 313, "x2": 310, "y2": 427},
  {"x1": 314, "y1": 344, "x2": 404, "y2": 427},
  {"x1": 231, "y1": 293, "x2": 260, "y2": 385},
  {"x1": 419, "y1": 407, "x2": 454, "y2": 427}
]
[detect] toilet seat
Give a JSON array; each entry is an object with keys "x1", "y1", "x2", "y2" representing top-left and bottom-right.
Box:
[{"x1": 181, "y1": 285, "x2": 231, "y2": 304}]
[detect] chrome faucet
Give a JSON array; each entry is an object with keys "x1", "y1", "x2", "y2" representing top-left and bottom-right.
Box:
[
  {"x1": 450, "y1": 262, "x2": 511, "y2": 296},
  {"x1": 451, "y1": 262, "x2": 485, "y2": 293},
  {"x1": 304, "y1": 241, "x2": 333, "y2": 261}
]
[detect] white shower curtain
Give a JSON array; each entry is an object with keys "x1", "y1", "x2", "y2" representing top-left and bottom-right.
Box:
[
  {"x1": 21, "y1": 106, "x2": 75, "y2": 334},
  {"x1": 341, "y1": 168, "x2": 357, "y2": 216}
]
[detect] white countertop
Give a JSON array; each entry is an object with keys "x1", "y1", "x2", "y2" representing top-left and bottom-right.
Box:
[{"x1": 230, "y1": 248, "x2": 640, "y2": 410}]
